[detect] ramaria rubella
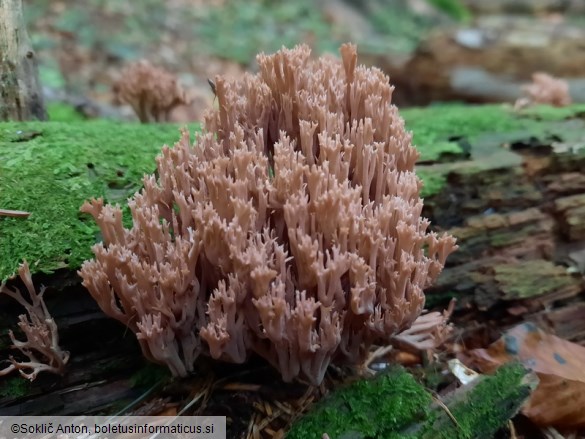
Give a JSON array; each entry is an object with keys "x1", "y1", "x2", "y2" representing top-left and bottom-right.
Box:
[
  {"x1": 80, "y1": 44, "x2": 457, "y2": 384},
  {"x1": 114, "y1": 60, "x2": 188, "y2": 123},
  {"x1": 515, "y1": 72, "x2": 572, "y2": 109},
  {"x1": 0, "y1": 261, "x2": 69, "y2": 381}
]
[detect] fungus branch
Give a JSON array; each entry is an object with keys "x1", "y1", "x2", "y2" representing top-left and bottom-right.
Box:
[{"x1": 0, "y1": 261, "x2": 69, "y2": 381}]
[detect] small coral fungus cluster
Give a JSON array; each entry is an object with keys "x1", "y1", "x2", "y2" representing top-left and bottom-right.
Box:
[
  {"x1": 113, "y1": 60, "x2": 188, "y2": 123},
  {"x1": 79, "y1": 44, "x2": 457, "y2": 384},
  {"x1": 515, "y1": 72, "x2": 572, "y2": 109}
]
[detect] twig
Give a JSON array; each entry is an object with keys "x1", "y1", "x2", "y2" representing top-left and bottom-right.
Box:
[{"x1": 0, "y1": 209, "x2": 30, "y2": 218}]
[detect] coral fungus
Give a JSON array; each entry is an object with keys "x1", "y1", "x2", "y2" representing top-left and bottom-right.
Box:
[
  {"x1": 516, "y1": 72, "x2": 572, "y2": 109},
  {"x1": 80, "y1": 44, "x2": 457, "y2": 384},
  {"x1": 113, "y1": 60, "x2": 188, "y2": 123},
  {"x1": 0, "y1": 261, "x2": 69, "y2": 381}
]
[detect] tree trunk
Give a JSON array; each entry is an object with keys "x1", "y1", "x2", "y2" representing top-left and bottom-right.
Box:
[{"x1": 0, "y1": 0, "x2": 46, "y2": 121}]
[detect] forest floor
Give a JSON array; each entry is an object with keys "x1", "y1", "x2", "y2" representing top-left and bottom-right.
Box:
[{"x1": 25, "y1": 0, "x2": 460, "y2": 119}]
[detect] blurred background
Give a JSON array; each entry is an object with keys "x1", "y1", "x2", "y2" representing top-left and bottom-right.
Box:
[{"x1": 24, "y1": 0, "x2": 585, "y2": 121}]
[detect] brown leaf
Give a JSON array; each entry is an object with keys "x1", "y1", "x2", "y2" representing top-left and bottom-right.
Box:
[{"x1": 468, "y1": 322, "x2": 585, "y2": 428}]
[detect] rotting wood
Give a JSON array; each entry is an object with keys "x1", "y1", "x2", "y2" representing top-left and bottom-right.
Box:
[
  {"x1": 554, "y1": 193, "x2": 585, "y2": 241},
  {"x1": 529, "y1": 303, "x2": 585, "y2": 345},
  {"x1": 420, "y1": 117, "x2": 585, "y2": 353}
]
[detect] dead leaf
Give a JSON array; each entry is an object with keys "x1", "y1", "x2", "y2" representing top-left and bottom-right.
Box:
[{"x1": 468, "y1": 322, "x2": 585, "y2": 428}]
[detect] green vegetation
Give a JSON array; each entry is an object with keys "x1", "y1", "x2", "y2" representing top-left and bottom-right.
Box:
[
  {"x1": 402, "y1": 103, "x2": 585, "y2": 196},
  {"x1": 195, "y1": 1, "x2": 339, "y2": 64},
  {"x1": 493, "y1": 260, "x2": 581, "y2": 300},
  {"x1": 287, "y1": 367, "x2": 432, "y2": 439},
  {"x1": 403, "y1": 103, "x2": 585, "y2": 162},
  {"x1": 47, "y1": 102, "x2": 86, "y2": 122},
  {"x1": 404, "y1": 104, "x2": 523, "y2": 160},
  {"x1": 425, "y1": 363, "x2": 536, "y2": 439},
  {"x1": 365, "y1": 2, "x2": 437, "y2": 53},
  {"x1": 287, "y1": 363, "x2": 535, "y2": 439},
  {"x1": 0, "y1": 121, "x2": 198, "y2": 281},
  {"x1": 194, "y1": 0, "x2": 446, "y2": 59},
  {"x1": 25, "y1": 0, "x2": 459, "y2": 74},
  {"x1": 130, "y1": 363, "x2": 172, "y2": 389},
  {"x1": 0, "y1": 377, "x2": 31, "y2": 399},
  {"x1": 417, "y1": 168, "x2": 448, "y2": 199},
  {"x1": 427, "y1": 0, "x2": 471, "y2": 21},
  {"x1": 515, "y1": 103, "x2": 585, "y2": 121}
]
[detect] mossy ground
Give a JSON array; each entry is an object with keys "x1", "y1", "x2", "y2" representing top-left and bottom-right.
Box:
[{"x1": 0, "y1": 121, "x2": 198, "y2": 281}]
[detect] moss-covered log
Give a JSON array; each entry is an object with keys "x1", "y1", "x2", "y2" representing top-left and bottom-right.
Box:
[
  {"x1": 1, "y1": 102, "x2": 584, "y2": 421},
  {"x1": 287, "y1": 363, "x2": 537, "y2": 439},
  {"x1": 407, "y1": 104, "x2": 585, "y2": 325},
  {"x1": 0, "y1": 121, "x2": 198, "y2": 280}
]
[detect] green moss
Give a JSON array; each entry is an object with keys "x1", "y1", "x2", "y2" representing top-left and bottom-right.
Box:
[
  {"x1": 130, "y1": 363, "x2": 171, "y2": 389},
  {"x1": 427, "y1": 0, "x2": 471, "y2": 21},
  {"x1": 365, "y1": 2, "x2": 437, "y2": 54},
  {"x1": 0, "y1": 376, "x2": 31, "y2": 398},
  {"x1": 287, "y1": 367, "x2": 432, "y2": 439},
  {"x1": 195, "y1": 1, "x2": 338, "y2": 64},
  {"x1": 424, "y1": 290, "x2": 460, "y2": 309},
  {"x1": 0, "y1": 121, "x2": 199, "y2": 281},
  {"x1": 423, "y1": 362, "x2": 535, "y2": 439},
  {"x1": 488, "y1": 224, "x2": 542, "y2": 248},
  {"x1": 46, "y1": 102, "x2": 86, "y2": 122},
  {"x1": 419, "y1": 140, "x2": 465, "y2": 163},
  {"x1": 287, "y1": 363, "x2": 534, "y2": 439},
  {"x1": 403, "y1": 103, "x2": 585, "y2": 162},
  {"x1": 493, "y1": 260, "x2": 579, "y2": 300},
  {"x1": 403, "y1": 103, "x2": 585, "y2": 197},
  {"x1": 489, "y1": 232, "x2": 522, "y2": 248},
  {"x1": 403, "y1": 104, "x2": 518, "y2": 162},
  {"x1": 417, "y1": 168, "x2": 448, "y2": 199},
  {"x1": 515, "y1": 103, "x2": 585, "y2": 121}
]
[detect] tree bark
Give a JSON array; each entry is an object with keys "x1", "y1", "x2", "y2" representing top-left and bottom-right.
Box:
[{"x1": 0, "y1": 0, "x2": 46, "y2": 121}]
